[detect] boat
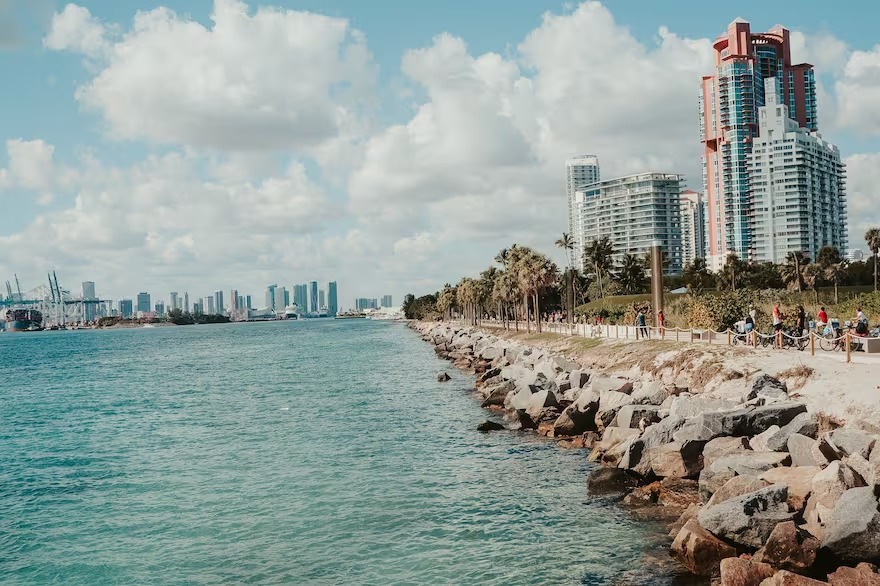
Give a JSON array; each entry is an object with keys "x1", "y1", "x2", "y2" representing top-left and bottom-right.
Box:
[
  {"x1": 283, "y1": 305, "x2": 299, "y2": 320},
  {"x1": 334, "y1": 312, "x2": 367, "y2": 319},
  {"x1": 3, "y1": 308, "x2": 44, "y2": 332}
]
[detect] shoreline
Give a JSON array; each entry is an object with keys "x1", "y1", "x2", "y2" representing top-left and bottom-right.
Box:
[{"x1": 413, "y1": 320, "x2": 880, "y2": 583}]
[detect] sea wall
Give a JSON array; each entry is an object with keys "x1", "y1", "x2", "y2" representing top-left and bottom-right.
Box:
[{"x1": 414, "y1": 321, "x2": 880, "y2": 584}]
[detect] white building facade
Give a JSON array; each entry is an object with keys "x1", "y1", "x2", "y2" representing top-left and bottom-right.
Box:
[
  {"x1": 566, "y1": 155, "x2": 601, "y2": 271},
  {"x1": 574, "y1": 172, "x2": 685, "y2": 275},
  {"x1": 680, "y1": 190, "x2": 707, "y2": 267},
  {"x1": 749, "y1": 78, "x2": 847, "y2": 264}
]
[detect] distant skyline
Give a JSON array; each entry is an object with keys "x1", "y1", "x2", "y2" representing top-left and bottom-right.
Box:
[{"x1": 2, "y1": 0, "x2": 880, "y2": 299}]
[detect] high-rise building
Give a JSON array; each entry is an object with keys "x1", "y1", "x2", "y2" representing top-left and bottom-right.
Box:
[
  {"x1": 266, "y1": 285, "x2": 277, "y2": 310},
  {"x1": 136, "y1": 292, "x2": 151, "y2": 314},
  {"x1": 566, "y1": 155, "x2": 601, "y2": 271},
  {"x1": 381, "y1": 295, "x2": 393, "y2": 308},
  {"x1": 749, "y1": 78, "x2": 847, "y2": 264},
  {"x1": 82, "y1": 281, "x2": 96, "y2": 300},
  {"x1": 230, "y1": 289, "x2": 239, "y2": 311},
  {"x1": 680, "y1": 190, "x2": 707, "y2": 268},
  {"x1": 184, "y1": 292, "x2": 190, "y2": 312},
  {"x1": 700, "y1": 20, "x2": 818, "y2": 270},
  {"x1": 118, "y1": 299, "x2": 133, "y2": 318},
  {"x1": 214, "y1": 290, "x2": 224, "y2": 315},
  {"x1": 294, "y1": 284, "x2": 307, "y2": 311},
  {"x1": 575, "y1": 172, "x2": 684, "y2": 275},
  {"x1": 283, "y1": 289, "x2": 290, "y2": 307},
  {"x1": 274, "y1": 286, "x2": 287, "y2": 311},
  {"x1": 155, "y1": 302, "x2": 165, "y2": 315},
  {"x1": 81, "y1": 281, "x2": 97, "y2": 322},
  {"x1": 205, "y1": 296, "x2": 215, "y2": 314},
  {"x1": 355, "y1": 298, "x2": 379, "y2": 311},
  {"x1": 193, "y1": 301, "x2": 203, "y2": 314},
  {"x1": 169, "y1": 292, "x2": 179, "y2": 310},
  {"x1": 245, "y1": 295, "x2": 252, "y2": 309},
  {"x1": 319, "y1": 290, "x2": 325, "y2": 310},
  {"x1": 310, "y1": 281, "x2": 318, "y2": 313},
  {"x1": 327, "y1": 282, "x2": 338, "y2": 316}
]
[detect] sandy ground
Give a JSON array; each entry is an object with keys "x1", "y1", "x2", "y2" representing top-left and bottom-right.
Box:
[{"x1": 469, "y1": 322, "x2": 880, "y2": 433}]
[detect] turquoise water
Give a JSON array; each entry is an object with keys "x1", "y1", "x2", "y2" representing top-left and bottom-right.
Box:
[{"x1": 1, "y1": 320, "x2": 693, "y2": 585}]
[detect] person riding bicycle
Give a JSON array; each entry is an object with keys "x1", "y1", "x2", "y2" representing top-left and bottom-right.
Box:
[
  {"x1": 744, "y1": 312, "x2": 755, "y2": 333},
  {"x1": 817, "y1": 307, "x2": 828, "y2": 328}
]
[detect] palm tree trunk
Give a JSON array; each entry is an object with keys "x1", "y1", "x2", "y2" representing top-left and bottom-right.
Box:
[
  {"x1": 874, "y1": 253, "x2": 878, "y2": 292},
  {"x1": 534, "y1": 293, "x2": 541, "y2": 333},
  {"x1": 834, "y1": 281, "x2": 839, "y2": 305},
  {"x1": 524, "y1": 294, "x2": 530, "y2": 333}
]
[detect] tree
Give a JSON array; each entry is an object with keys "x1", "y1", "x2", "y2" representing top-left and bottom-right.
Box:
[
  {"x1": 816, "y1": 246, "x2": 843, "y2": 269},
  {"x1": 583, "y1": 236, "x2": 615, "y2": 299},
  {"x1": 717, "y1": 253, "x2": 746, "y2": 291},
  {"x1": 616, "y1": 253, "x2": 647, "y2": 294},
  {"x1": 803, "y1": 263, "x2": 823, "y2": 307},
  {"x1": 555, "y1": 232, "x2": 575, "y2": 322},
  {"x1": 825, "y1": 259, "x2": 849, "y2": 305},
  {"x1": 494, "y1": 247, "x2": 511, "y2": 269},
  {"x1": 492, "y1": 271, "x2": 519, "y2": 329},
  {"x1": 865, "y1": 228, "x2": 880, "y2": 292},
  {"x1": 682, "y1": 258, "x2": 713, "y2": 294},
  {"x1": 780, "y1": 251, "x2": 811, "y2": 292}
]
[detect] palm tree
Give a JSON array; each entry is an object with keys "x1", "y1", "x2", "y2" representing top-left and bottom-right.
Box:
[
  {"x1": 494, "y1": 247, "x2": 511, "y2": 269},
  {"x1": 780, "y1": 251, "x2": 810, "y2": 292},
  {"x1": 803, "y1": 263, "x2": 823, "y2": 308},
  {"x1": 509, "y1": 245, "x2": 536, "y2": 332},
  {"x1": 492, "y1": 271, "x2": 518, "y2": 330},
  {"x1": 583, "y1": 236, "x2": 615, "y2": 299},
  {"x1": 436, "y1": 285, "x2": 456, "y2": 320},
  {"x1": 824, "y1": 259, "x2": 848, "y2": 305},
  {"x1": 555, "y1": 233, "x2": 575, "y2": 322},
  {"x1": 717, "y1": 253, "x2": 744, "y2": 291},
  {"x1": 865, "y1": 228, "x2": 880, "y2": 291},
  {"x1": 682, "y1": 258, "x2": 711, "y2": 294},
  {"x1": 617, "y1": 253, "x2": 647, "y2": 294}
]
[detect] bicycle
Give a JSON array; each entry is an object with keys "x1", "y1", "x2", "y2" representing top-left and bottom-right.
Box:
[{"x1": 780, "y1": 327, "x2": 807, "y2": 351}]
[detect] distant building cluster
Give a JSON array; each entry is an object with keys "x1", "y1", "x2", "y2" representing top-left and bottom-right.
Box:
[
  {"x1": 567, "y1": 20, "x2": 848, "y2": 273},
  {"x1": 354, "y1": 296, "x2": 393, "y2": 311}
]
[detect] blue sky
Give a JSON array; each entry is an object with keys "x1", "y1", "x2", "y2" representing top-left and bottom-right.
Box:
[{"x1": 1, "y1": 0, "x2": 878, "y2": 305}]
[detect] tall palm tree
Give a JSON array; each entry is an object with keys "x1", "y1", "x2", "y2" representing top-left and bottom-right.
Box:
[
  {"x1": 780, "y1": 251, "x2": 810, "y2": 292},
  {"x1": 824, "y1": 259, "x2": 848, "y2": 305},
  {"x1": 492, "y1": 271, "x2": 518, "y2": 330},
  {"x1": 803, "y1": 263, "x2": 823, "y2": 308},
  {"x1": 617, "y1": 253, "x2": 647, "y2": 294},
  {"x1": 494, "y1": 247, "x2": 510, "y2": 269},
  {"x1": 509, "y1": 245, "x2": 536, "y2": 332},
  {"x1": 717, "y1": 253, "x2": 743, "y2": 291},
  {"x1": 865, "y1": 228, "x2": 880, "y2": 291},
  {"x1": 583, "y1": 236, "x2": 615, "y2": 299},
  {"x1": 555, "y1": 233, "x2": 575, "y2": 321}
]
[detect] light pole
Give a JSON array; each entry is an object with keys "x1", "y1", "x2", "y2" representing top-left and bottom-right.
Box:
[{"x1": 650, "y1": 240, "x2": 664, "y2": 327}]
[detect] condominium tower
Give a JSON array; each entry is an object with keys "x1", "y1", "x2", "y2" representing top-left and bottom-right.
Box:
[
  {"x1": 310, "y1": 281, "x2": 318, "y2": 314},
  {"x1": 749, "y1": 78, "x2": 846, "y2": 263},
  {"x1": 680, "y1": 190, "x2": 707, "y2": 267},
  {"x1": 574, "y1": 172, "x2": 684, "y2": 275},
  {"x1": 566, "y1": 155, "x2": 601, "y2": 271},
  {"x1": 700, "y1": 20, "x2": 818, "y2": 269},
  {"x1": 327, "y1": 282, "x2": 338, "y2": 316}
]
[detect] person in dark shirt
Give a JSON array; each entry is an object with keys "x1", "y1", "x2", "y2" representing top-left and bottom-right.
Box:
[{"x1": 796, "y1": 305, "x2": 806, "y2": 335}]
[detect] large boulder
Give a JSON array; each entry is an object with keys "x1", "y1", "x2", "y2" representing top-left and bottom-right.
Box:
[
  {"x1": 766, "y1": 412, "x2": 819, "y2": 452},
  {"x1": 437, "y1": 372, "x2": 451, "y2": 382},
  {"x1": 525, "y1": 389, "x2": 559, "y2": 420},
  {"x1": 631, "y1": 381, "x2": 669, "y2": 406},
  {"x1": 703, "y1": 436, "x2": 751, "y2": 469},
  {"x1": 746, "y1": 403, "x2": 809, "y2": 436},
  {"x1": 505, "y1": 385, "x2": 534, "y2": 411},
  {"x1": 845, "y1": 453, "x2": 880, "y2": 488},
  {"x1": 623, "y1": 477, "x2": 700, "y2": 511},
  {"x1": 751, "y1": 425, "x2": 782, "y2": 452},
  {"x1": 669, "y1": 395, "x2": 739, "y2": 420},
  {"x1": 822, "y1": 486, "x2": 880, "y2": 561},
  {"x1": 569, "y1": 370, "x2": 591, "y2": 390},
  {"x1": 812, "y1": 461, "x2": 865, "y2": 524},
  {"x1": 788, "y1": 434, "x2": 831, "y2": 468},
  {"x1": 477, "y1": 420, "x2": 505, "y2": 432},
  {"x1": 826, "y1": 564, "x2": 880, "y2": 585},
  {"x1": 598, "y1": 426, "x2": 641, "y2": 452},
  {"x1": 673, "y1": 408, "x2": 752, "y2": 443},
  {"x1": 590, "y1": 375, "x2": 634, "y2": 395},
  {"x1": 634, "y1": 441, "x2": 705, "y2": 479},
  {"x1": 719, "y1": 557, "x2": 775, "y2": 586},
  {"x1": 761, "y1": 570, "x2": 827, "y2": 585},
  {"x1": 706, "y1": 474, "x2": 770, "y2": 507},
  {"x1": 553, "y1": 403, "x2": 600, "y2": 436},
  {"x1": 759, "y1": 466, "x2": 820, "y2": 512},
  {"x1": 753, "y1": 521, "x2": 819, "y2": 574},
  {"x1": 586, "y1": 467, "x2": 638, "y2": 496},
  {"x1": 745, "y1": 374, "x2": 789, "y2": 402},
  {"x1": 711, "y1": 452, "x2": 792, "y2": 478},
  {"x1": 827, "y1": 428, "x2": 877, "y2": 460},
  {"x1": 616, "y1": 404, "x2": 662, "y2": 430},
  {"x1": 596, "y1": 390, "x2": 634, "y2": 427},
  {"x1": 698, "y1": 484, "x2": 796, "y2": 548},
  {"x1": 670, "y1": 518, "x2": 737, "y2": 577},
  {"x1": 480, "y1": 381, "x2": 515, "y2": 407}
]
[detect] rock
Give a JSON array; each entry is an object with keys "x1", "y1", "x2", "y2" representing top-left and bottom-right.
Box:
[
  {"x1": 845, "y1": 453, "x2": 880, "y2": 488},
  {"x1": 617, "y1": 435, "x2": 645, "y2": 470},
  {"x1": 598, "y1": 426, "x2": 641, "y2": 452},
  {"x1": 480, "y1": 381, "x2": 515, "y2": 407},
  {"x1": 759, "y1": 466, "x2": 820, "y2": 512},
  {"x1": 760, "y1": 570, "x2": 827, "y2": 585},
  {"x1": 823, "y1": 487, "x2": 880, "y2": 561},
  {"x1": 437, "y1": 372, "x2": 451, "y2": 382},
  {"x1": 634, "y1": 441, "x2": 705, "y2": 479},
  {"x1": 525, "y1": 389, "x2": 559, "y2": 420},
  {"x1": 753, "y1": 521, "x2": 819, "y2": 573},
  {"x1": 700, "y1": 467, "x2": 736, "y2": 503},
  {"x1": 624, "y1": 477, "x2": 700, "y2": 511},
  {"x1": 751, "y1": 426, "x2": 782, "y2": 452},
  {"x1": 673, "y1": 408, "x2": 752, "y2": 443},
  {"x1": 812, "y1": 461, "x2": 865, "y2": 523},
  {"x1": 767, "y1": 413, "x2": 820, "y2": 452},
  {"x1": 711, "y1": 452, "x2": 792, "y2": 478},
  {"x1": 720, "y1": 557, "x2": 776, "y2": 586},
  {"x1": 816, "y1": 434, "x2": 844, "y2": 463},
  {"x1": 505, "y1": 386, "x2": 534, "y2": 411},
  {"x1": 586, "y1": 467, "x2": 639, "y2": 496},
  {"x1": 668, "y1": 502, "x2": 701, "y2": 538},
  {"x1": 631, "y1": 381, "x2": 669, "y2": 405},
  {"x1": 826, "y1": 564, "x2": 880, "y2": 585},
  {"x1": 641, "y1": 416, "x2": 688, "y2": 449},
  {"x1": 553, "y1": 403, "x2": 599, "y2": 436},
  {"x1": 604, "y1": 434, "x2": 639, "y2": 466},
  {"x1": 508, "y1": 409, "x2": 537, "y2": 430},
  {"x1": 788, "y1": 434, "x2": 831, "y2": 468},
  {"x1": 572, "y1": 388, "x2": 600, "y2": 412},
  {"x1": 698, "y1": 484, "x2": 796, "y2": 548},
  {"x1": 746, "y1": 374, "x2": 789, "y2": 402},
  {"x1": 477, "y1": 420, "x2": 504, "y2": 432},
  {"x1": 596, "y1": 390, "x2": 634, "y2": 427},
  {"x1": 590, "y1": 375, "x2": 634, "y2": 395},
  {"x1": 703, "y1": 436, "x2": 752, "y2": 469},
  {"x1": 569, "y1": 370, "x2": 590, "y2": 390},
  {"x1": 747, "y1": 403, "x2": 809, "y2": 436},
  {"x1": 828, "y1": 428, "x2": 877, "y2": 460},
  {"x1": 670, "y1": 518, "x2": 737, "y2": 577},
  {"x1": 706, "y1": 474, "x2": 770, "y2": 507},
  {"x1": 616, "y1": 404, "x2": 662, "y2": 430},
  {"x1": 669, "y1": 395, "x2": 739, "y2": 420}
]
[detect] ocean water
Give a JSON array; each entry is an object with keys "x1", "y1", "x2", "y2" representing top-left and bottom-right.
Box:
[{"x1": 0, "y1": 320, "x2": 698, "y2": 585}]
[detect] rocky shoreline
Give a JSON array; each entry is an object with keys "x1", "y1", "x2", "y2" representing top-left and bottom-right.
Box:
[{"x1": 414, "y1": 321, "x2": 880, "y2": 585}]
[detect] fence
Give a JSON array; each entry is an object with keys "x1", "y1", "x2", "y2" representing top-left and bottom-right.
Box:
[{"x1": 453, "y1": 318, "x2": 876, "y2": 364}]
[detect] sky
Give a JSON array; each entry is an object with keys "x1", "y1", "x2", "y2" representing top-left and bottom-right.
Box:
[{"x1": 1, "y1": 0, "x2": 879, "y2": 308}]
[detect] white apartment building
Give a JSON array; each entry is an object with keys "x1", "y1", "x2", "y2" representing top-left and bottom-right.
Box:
[
  {"x1": 749, "y1": 78, "x2": 847, "y2": 264},
  {"x1": 574, "y1": 172, "x2": 685, "y2": 275},
  {"x1": 566, "y1": 155, "x2": 600, "y2": 270},
  {"x1": 680, "y1": 190, "x2": 707, "y2": 267}
]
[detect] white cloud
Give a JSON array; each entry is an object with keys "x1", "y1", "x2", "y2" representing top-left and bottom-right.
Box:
[
  {"x1": 2, "y1": 138, "x2": 72, "y2": 192},
  {"x1": 844, "y1": 153, "x2": 880, "y2": 245},
  {"x1": 45, "y1": 0, "x2": 376, "y2": 151},
  {"x1": 836, "y1": 45, "x2": 880, "y2": 135}
]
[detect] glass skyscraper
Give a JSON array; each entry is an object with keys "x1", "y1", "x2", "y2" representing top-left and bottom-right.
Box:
[
  {"x1": 310, "y1": 281, "x2": 318, "y2": 314},
  {"x1": 327, "y1": 282, "x2": 338, "y2": 316}
]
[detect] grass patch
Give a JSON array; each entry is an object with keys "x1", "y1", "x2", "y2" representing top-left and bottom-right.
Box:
[
  {"x1": 776, "y1": 365, "x2": 815, "y2": 392},
  {"x1": 566, "y1": 338, "x2": 602, "y2": 352}
]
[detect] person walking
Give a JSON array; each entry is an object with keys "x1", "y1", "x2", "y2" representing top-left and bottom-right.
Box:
[
  {"x1": 657, "y1": 309, "x2": 665, "y2": 337},
  {"x1": 636, "y1": 309, "x2": 648, "y2": 340}
]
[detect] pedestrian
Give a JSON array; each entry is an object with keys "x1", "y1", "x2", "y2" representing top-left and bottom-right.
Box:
[
  {"x1": 657, "y1": 309, "x2": 665, "y2": 337},
  {"x1": 772, "y1": 303, "x2": 784, "y2": 333},
  {"x1": 637, "y1": 309, "x2": 648, "y2": 339},
  {"x1": 796, "y1": 305, "x2": 806, "y2": 336}
]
